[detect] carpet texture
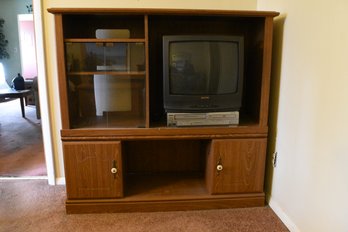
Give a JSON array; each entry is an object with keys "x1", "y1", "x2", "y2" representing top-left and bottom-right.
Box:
[
  {"x1": 0, "y1": 99, "x2": 46, "y2": 177},
  {"x1": 0, "y1": 179, "x2": 289, "y2": 232}
]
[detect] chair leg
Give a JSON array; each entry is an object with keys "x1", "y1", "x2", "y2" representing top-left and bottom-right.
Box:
[{"x1": 20, "y1": 97, "x2": 25, "y2": 118}]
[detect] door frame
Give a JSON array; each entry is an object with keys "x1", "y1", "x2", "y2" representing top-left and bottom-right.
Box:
[{"x1": 33, "y1": 0, "x2": 55, "y2": 185}]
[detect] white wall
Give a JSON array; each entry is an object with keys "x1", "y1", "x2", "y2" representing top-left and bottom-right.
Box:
[
  {"x1": 258, "y1": 0, "x2": 348, "y2": 231},
  {"x1": 42, "y1": 0, "x2": 257, "y2": 181}
]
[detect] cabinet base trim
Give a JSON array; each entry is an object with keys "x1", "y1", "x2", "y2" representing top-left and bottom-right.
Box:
[{"x1": 66, "y1": 194, "x2": 265, "y2": 214}]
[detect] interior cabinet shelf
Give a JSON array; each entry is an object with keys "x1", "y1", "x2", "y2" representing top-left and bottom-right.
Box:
[
  {"x1": 49, "y1": 8, "x2": 279, "y2": 214},
  {"x1": 71, "y1": 115, "x2": 146, "y2": 129},
  {"x1": 65, "y1": 38, "x2": 146, "y2": 43},
  {"x1": 66, "y1": 117, "x2": 261, "y2": 131},
  {"x1": 125, "y1": 173, "x2": 207, "y2": 199},
  {"x1": 67, "y1": 71, "x2": 146, "y2": 76}
]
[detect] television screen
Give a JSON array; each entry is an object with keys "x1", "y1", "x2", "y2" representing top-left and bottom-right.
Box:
[
  {"x1": 169, "y1": 41, "x2": 239, "y2": 95},
  {"x1": 163, "y1": 35, "x2": 244, "y2": 113}
]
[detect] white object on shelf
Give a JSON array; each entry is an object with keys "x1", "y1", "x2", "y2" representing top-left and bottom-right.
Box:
[
  {"x1": 94, "y1": 29, "x2": 132, "y2": 116},
  {"x1": 94, "y1": 75, "x2": 131, "y2": 116},
  {"x1": 96, "y1": 29, "x2": 130, "y2": 39},
  {"x1": 96, "y1": 65, "x2": 127, "y2": 71}
]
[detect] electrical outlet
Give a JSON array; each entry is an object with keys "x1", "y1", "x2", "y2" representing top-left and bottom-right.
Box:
[{"x1": 272, "y1": 152, "x2": 278, "y2": 168}]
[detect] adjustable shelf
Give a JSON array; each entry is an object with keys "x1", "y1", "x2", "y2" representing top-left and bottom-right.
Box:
[{"x1": 67, "y1": 72, "x2": 146, "y2": 77}]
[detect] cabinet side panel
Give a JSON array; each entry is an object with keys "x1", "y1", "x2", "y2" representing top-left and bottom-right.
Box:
[
  {"x1": 55, "y1": 14, "x2": 70, "y2": 129},
  {"x1": 259, "y1": 17, "x2": 274, "y2": 127},
  {"x1": 205, "y1": 141, "x2": 214, "y2": 194},
  {"x1": 144, "y1": 15, "x2": 150, "y2": 128}
]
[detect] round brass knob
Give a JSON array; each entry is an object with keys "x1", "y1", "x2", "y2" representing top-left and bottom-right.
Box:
[{"x1": 111, "y1": 167, "x2": 118, "y2": 174}]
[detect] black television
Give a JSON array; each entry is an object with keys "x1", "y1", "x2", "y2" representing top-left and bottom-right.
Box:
[{"x1": 163, "y1": 35, "x2": 244, "y2": 113}]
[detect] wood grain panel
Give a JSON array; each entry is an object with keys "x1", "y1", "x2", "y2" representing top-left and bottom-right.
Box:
[
  {"x1": 260, "y1": 17, "x2": 275, "y2": 127},
  {"x1": 207, "y1": 138, "x2": 267, "y2": 194},
  {"x1": 124, "y1": 140, "x2": 206, "y2": 173},
  {"x1": 144, "y1": 15, "x2": 150, "y2": 128},
  {"x1": 63, "y1": 141, "x2": 123, "y2": 199},
  {"x1": 48, "y1": 8, "x2": 279, "y2": 18},
  {"x1": 54, "y1": 14, "x2": 70, "y2": 129},
  {"x1": 65, "y1": 193, "x2": 265, "y2": 213},
  {"x1": 61, "y1": 125, "x2": 268, "y2": 139}
]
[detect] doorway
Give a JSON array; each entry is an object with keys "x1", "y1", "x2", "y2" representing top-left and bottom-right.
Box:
[
  {"x1": 18, "y1": 14, "x2": 37, "y2": 80},
  {"x1": 0, "y1": 0, "x2": 52, "y2": 181}
]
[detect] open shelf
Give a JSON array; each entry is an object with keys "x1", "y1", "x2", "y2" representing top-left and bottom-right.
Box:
[
  {"x1": 148, "y1": 15, "x2": 265, "y2": 126},
  {"x1": 125, "y1": 173, "x2": 208, "y2": 201},
  {"x1": 62, "y1": 14, "x2": 146, "y2": 39}
]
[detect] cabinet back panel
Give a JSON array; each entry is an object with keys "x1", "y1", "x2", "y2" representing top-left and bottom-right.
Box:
[
  {"x1": 63, "y1": 15, "x2": 145, "y2": 38},
  {"x1": 148, "y1": 16, "x2": 265, "y2": 125},
  {"x1": 124, "y1": 140, "x2": 207, "y2": 173}
]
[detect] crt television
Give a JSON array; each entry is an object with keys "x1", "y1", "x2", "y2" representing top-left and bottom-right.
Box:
[{"x1": 163, "y1": 35, "x2": 244, "y2": 113}]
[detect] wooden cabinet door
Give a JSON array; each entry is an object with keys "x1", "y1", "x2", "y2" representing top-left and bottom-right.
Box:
[
  {"x1": 63, "y1": 141, "x2": 123, "y2": 199},
  {"x1": 206, "y1": 139, "x2": 267, "y2": 194}
]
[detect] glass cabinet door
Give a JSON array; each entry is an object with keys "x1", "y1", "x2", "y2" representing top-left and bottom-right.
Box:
[{"x1": 65, "y1": 42, "x2": 146, "y2": 128}]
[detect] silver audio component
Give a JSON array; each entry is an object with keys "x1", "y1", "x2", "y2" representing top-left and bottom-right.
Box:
[{"x1": 167, "y1": 111, "x2": 239, "y2": 127}]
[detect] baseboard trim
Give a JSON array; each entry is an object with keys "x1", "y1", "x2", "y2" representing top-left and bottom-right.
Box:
[
  {"x1": 55, "y1": 177, "x2": 66, "y2": 185},
  {"x1": 268, "y1": 197, "x2": 300, "y2": 232}
]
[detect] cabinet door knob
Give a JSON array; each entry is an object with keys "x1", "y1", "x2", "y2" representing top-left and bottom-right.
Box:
[
  {"x1": 216, "y1": 156, "x2": 223, "y2": 175},
  {"x1": 111, "y1": 160, "x2": 118, "y2": 178}
]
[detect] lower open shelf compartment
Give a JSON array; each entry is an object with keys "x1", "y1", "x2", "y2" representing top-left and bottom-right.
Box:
[
  {"x1": 125, "y1": 173, "x2": 208, "y2": 200},
  {"x1": 65, "y1": 173, "x2": 265, "y2": 214},
  {"x1": 64, "y1": 138, "x2": 267, "y2": 213}
]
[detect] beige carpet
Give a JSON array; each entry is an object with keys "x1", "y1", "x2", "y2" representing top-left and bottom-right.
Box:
[{"x1": 0, "y1": 179, "x2": 289, "y2": 232}]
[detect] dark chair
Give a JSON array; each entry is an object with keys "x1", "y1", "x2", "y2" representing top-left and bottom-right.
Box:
[{"x1": 32, "y1": 76, "x2": 40, "y2": 119}]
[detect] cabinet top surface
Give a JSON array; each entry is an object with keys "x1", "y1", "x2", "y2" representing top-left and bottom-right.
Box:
[{"x1": 47, "y1": 8, "x2": 279, "y2": 17}]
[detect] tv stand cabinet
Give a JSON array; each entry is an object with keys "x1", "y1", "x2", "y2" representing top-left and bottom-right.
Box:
[{"x1": 48, "y1": 8, "x2": 279, "y2": 214}]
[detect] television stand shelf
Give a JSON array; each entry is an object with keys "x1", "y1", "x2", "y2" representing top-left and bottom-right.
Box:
[{"x1": 48, "y1": 8, "x2": 279, "y2": 214}]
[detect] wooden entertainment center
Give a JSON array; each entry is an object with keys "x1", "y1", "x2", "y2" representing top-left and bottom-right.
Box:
[{"x1": 48, "y1": 8, "x2": 279, "y2": 214}]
